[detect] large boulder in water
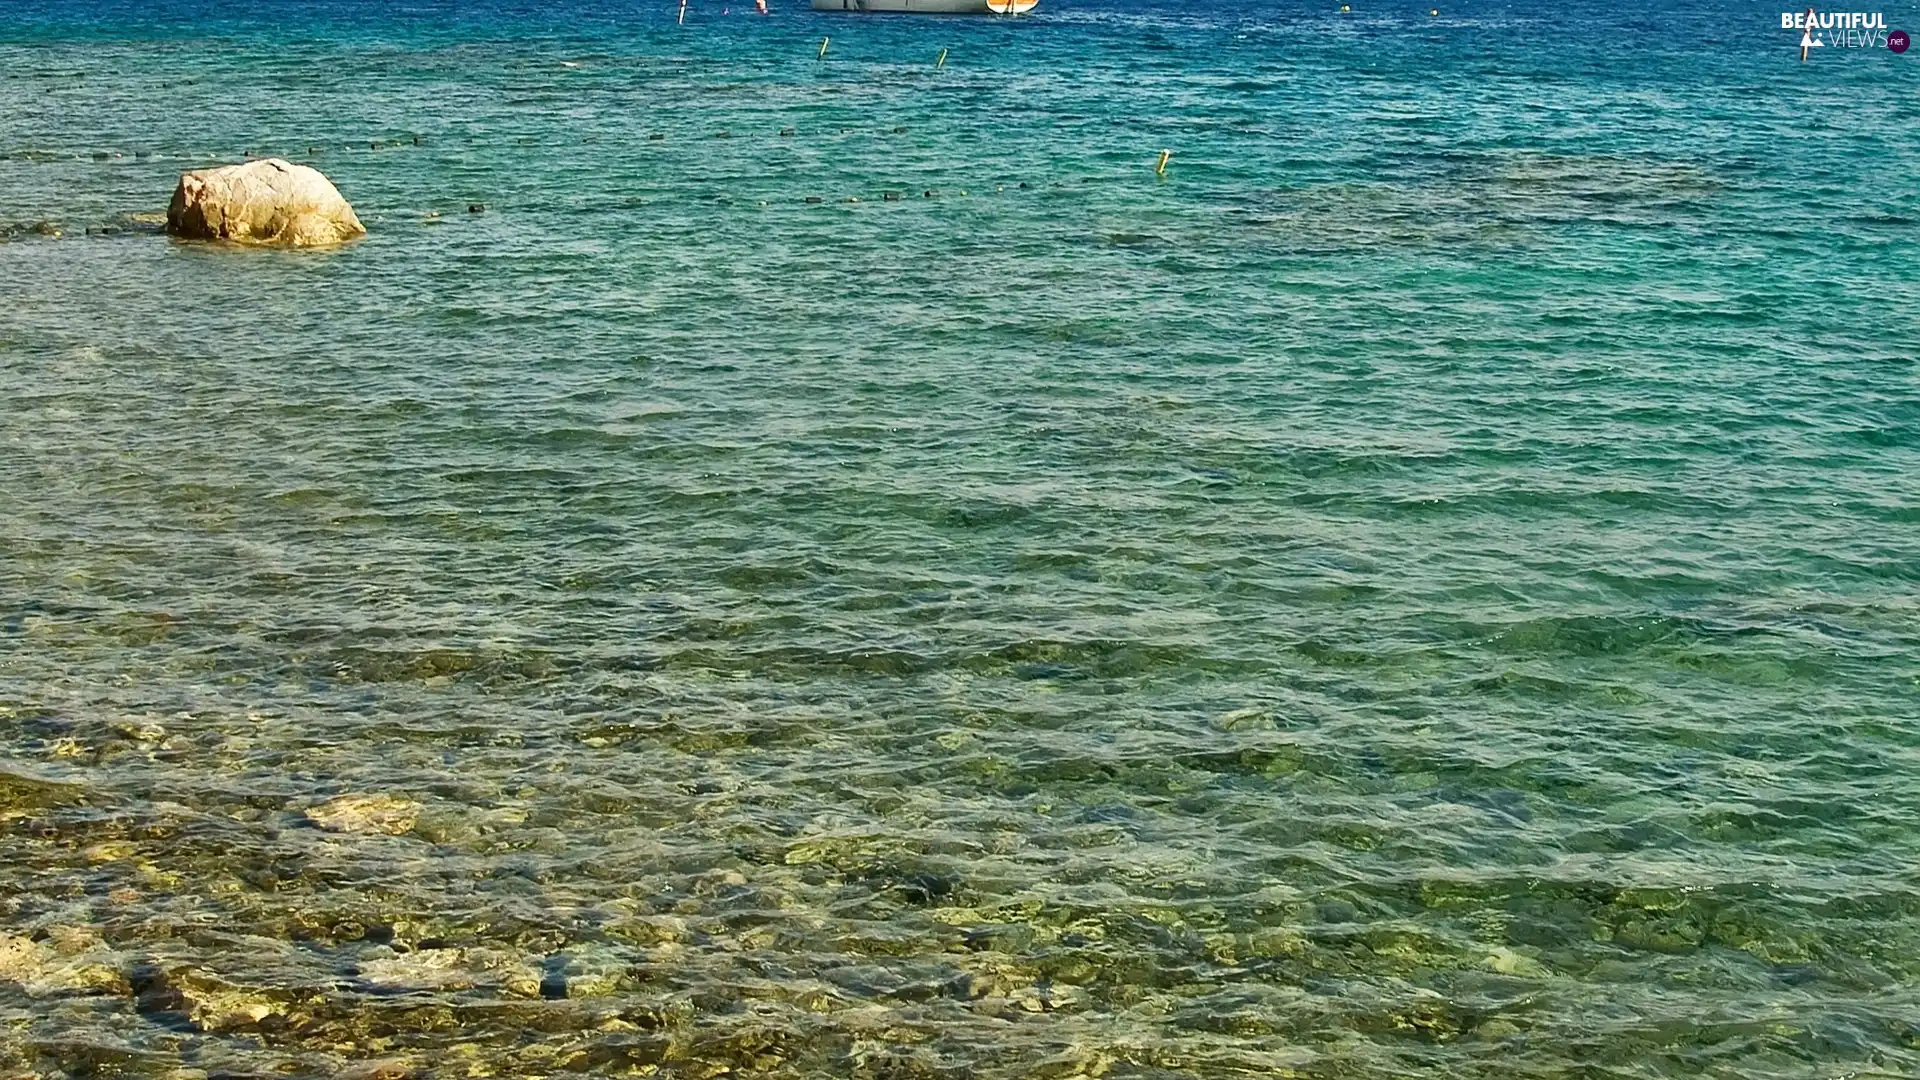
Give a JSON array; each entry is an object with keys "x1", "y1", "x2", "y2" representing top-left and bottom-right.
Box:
[{"x1": 166, "y1": 158, "x2": 365, "y2": 246}]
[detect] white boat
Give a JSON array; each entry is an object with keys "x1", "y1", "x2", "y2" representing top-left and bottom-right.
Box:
[{"x1": 812, "y1": 0, "x2": 1037, "y2": 13}]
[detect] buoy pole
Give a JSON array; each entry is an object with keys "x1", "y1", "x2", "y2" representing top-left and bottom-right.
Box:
[
  {"x1": 819, "y1": 36, "x2": 831, "y2": 59},
  {"x1": 678, "y1": 0, "x2": 687, "y2": 24},
  {"x1": 937, "y1": 48, "x2": 948, "y2": 68},
  {"x1": 1155, "y1": 149, "x2": 1172, "y2": 177}
]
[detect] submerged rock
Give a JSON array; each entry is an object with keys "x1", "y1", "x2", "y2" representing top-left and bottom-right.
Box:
[
  {"x1": 166, "y1": 158, "x2": 365, "y2": 246},
  {"x1": 0, "y1": 766, "x2": 84, "y2": 812},
  {"x1": 306, "y1": 794, "x2": 421, "y2": 835},
  {"x1": 0, "y1": 931, "x2": 128, "y2": 997},
  {"x1": 540, "y1": 943, "x2": 632, "y2": 999},
  {"x1": 0, "y1": 935, "x2": 43, "y2": 985},
  {"x1": 335, "y1": 1061, "x2": 413, "y2": 1080},
  {"x1": 355, "y1": 949, "x2": 476, "y2": 991},
  {"x1": 178, "y1": 975, "x2": 283, "y2": 1031},
  {"x1": 131, "y1": 963, "x2": 310, "y2": 1032},
  {"x1": 353, "y1": 946, "x2": 535, "y2": 993}
]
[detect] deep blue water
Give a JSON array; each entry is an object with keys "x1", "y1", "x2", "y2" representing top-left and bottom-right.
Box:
[{"x1": 2, "y1": 1, "x2": 1919, "y2": 1078}]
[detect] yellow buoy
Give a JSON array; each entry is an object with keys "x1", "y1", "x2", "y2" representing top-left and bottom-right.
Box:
[
  {"x1": 819, "y1": 36, "x2": 831, "y2": 59},
  {"x1": 1155, "y1": 149, "x2": 1172, "y2": 177},
  {"x1": 937, "y1": 48, "x2": 947, "y2": 68}
]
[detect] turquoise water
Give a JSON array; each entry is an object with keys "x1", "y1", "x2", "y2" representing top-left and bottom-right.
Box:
[{"x1": 4, "y1": 1, "x2": 1920, "y2": 1077}]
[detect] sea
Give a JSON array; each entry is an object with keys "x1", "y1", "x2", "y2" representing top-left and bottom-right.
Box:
[{"x1": 2, "y1": 0, "x2": 1918, "y2": 1077}]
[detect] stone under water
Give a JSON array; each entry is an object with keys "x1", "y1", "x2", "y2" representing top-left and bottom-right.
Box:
[{"x1": 305, "y1": 793, "x2": 421, "y2": 834}]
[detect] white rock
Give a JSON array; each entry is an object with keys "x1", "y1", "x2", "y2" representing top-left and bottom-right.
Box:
[
  {"x1": 306, "y1": 794, "x2": 421, "y2": 835},
  {"x1": 356, "y1": 949, "x2": 476, "y2": 991},
  {"x1": 167, "y1": 158, "x2": 365, "y2": 246}
]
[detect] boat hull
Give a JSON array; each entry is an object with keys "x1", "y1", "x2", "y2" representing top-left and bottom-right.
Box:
[{"x1": 812, "y1": 0, "x2": 1037, "y2": 12}]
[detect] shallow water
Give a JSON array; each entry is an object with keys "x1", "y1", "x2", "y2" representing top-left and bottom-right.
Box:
[{"x1": 3, "y1": 1, "x2": 1920, "y2": 1077}]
